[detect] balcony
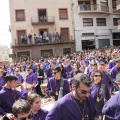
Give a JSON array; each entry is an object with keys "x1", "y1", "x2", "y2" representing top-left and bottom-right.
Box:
[
  {"x1": 113, "y1": 8, "x2": 120, "y2": 14},
  {"x1": 31, "y1": 16, "x2": 55, "y2": 25},
  {"x1": 101, "y1": 6, "x2": 109, "y2": 13},
  {"x1": 78, "y1": 4, "x2": 109, "y2": 13},
  {"x1": 117, "y1": 0, "x2": 120, "y2": 10},
  {"x1": 11, "y1": 40, "x2": 75, "y2": 48},
  {"x1": 79, "y1": 4, "x2": 99, "y2": 13}
]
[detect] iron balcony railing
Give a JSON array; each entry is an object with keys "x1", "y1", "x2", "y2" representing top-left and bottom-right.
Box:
[
  {"x1": 79, "y1": 4, "x2": 99, "y2": 12},
  {"x1": 31, "y1": 16, "x2": 55, "y2": 24}
]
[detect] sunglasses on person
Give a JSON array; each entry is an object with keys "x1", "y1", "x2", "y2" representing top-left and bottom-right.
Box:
[
  {"x1": 18, "y1": 113, "x2": 32, "y2": 120},
  {"x1": 27, "y1": 69, "x2": 30, "y2": 71},
  {"x1": 80, "y1": 89, "x2": 91, "y2": 94},
  {"x1": 94, "y1": 75, "x2": 101, "y2": 77}
]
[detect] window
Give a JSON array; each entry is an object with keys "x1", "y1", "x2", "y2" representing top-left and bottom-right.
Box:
[
  {"x1": 2, "y1": 50, "x2": 5, "y2": 54},
  {"x1": 113, "y1": 33, "x2": 120, "y2": 39},
  {"x1": 96, "y1": 18, "x2": 106, "y2": 26},
  {"x1": 4, "y1": 56, "x2": 8, "y2": 60},
  {"x1": 38, "y1": 9, "x2": 47, "y2": 22},
  {"x1": 82, "y1": 33, "x2": 94, "y2": 36},
  {"x1": 112, "y1": 0, "x2": 117, "y2": 9},
  {"x1": 113, "y1": 18, "x2": 120, "y2": 26},
  {"x1": 6, "y1": 50, "x2": 9, "y2": 54},
  {"x1": 59, "y1": 9, "x2": 68, "y2": 19},
  {"x1": 61, "y1": 28, "x2": 69, "y2": 41},
  {"x1": 41, "y1": 49, "x2": 53, "y2": 57},
  {"x1": 83, "y1": 18, "x2": 93, "y2": 26},
  {"x1": 16, "y1": 10, "x2": 25, "y2": 21},
  {"x1": 100, "y1": 0, "x2": 108, "y2": 7}
]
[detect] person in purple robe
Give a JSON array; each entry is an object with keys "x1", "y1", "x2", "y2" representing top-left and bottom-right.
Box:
[
  {"x1": 14, "y1": 68, "x2": 24, "y2": 86},
  {"x1": 46, "y1": 61, "x2": 56, "y2": 79},
  {"x1": 45, "y1": 73, "x2": 99, "y2": 120},
  {"x1": 90, "y1": 70, "x2": 110, "y2": 117},
  {"x1": 108, "y1": 52, "x2": 117, "y2": 69},
  {"x1": 0, "y1": 85, "x2": 2, "y2": 91},
  {"x1": 0, "y1": 75, "x2": 28, "y2": 119},
  {"x1": 102, "y1": 91, "x2": 120, "y2": 120},
  {"x1": 111, "y1": 57, "x2": 120, "y2": 81},
  {"x1": 65, "y1": 59, "x2": 73, "y2": 79},
  {"x1": 12, "y1": 99, "x2": 32, "y2": 120},
  {"x1": 26, "y1": 65, "x2": 37, "y2": 93},
  {"x1": 28, "y1": 93, "x2": 48, "y2": 120},
  {"x1": 46, "y1": 66, "x2": 70, "y2": 101},
  {"x1": 98, "y1": 62, "x2": 112, "y2": 95},
  {"x1": 87, "y1": 60, "x2": 97, "y2": 78},
  {"x1": 58, "y1": 63, "x2": 67, "y2": 79},
  {"x1": 7, "y1": 65, "x2": 14, "y2": 75},
  {"x1": 0, "y1": 69, "x2": 5, "y2": 87}
]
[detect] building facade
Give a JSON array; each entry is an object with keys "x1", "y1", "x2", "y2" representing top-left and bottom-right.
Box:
[
  {"x1": 117, "y1": 0, "x2": 120, "y2": 29},
  {"x1": 72, "y1": 0, "x2": 120, "y2": 51},
  {"x1": 9, "y1": 0, "x2": 75, "y2": 62},
  {"x1": 0, "y1": 46, "x2": 12, "y2": 64}
]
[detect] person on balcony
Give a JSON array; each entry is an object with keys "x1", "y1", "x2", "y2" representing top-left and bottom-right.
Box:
[
  {"x1": 52, "y1": 32, "x2": 55, "y2": 42},
  {"x1": 55, "y1": 32, "x2": 59, "y2": 42},
  {"x1": 48, "y1": 33, "x2": 52, "y2": 42},
  {"x1": 24, "y1": 34, "x2": 27, "y2": 44},
  {"x1": 21, "y1": 35, "x2": 24, "y2": 44},
  {"x1": 28, "y1": 33, "x2": 32, "y2": 44},
  {"x1": 34, "y1": 34, "x2": 37, "y2": 43},
  {"x1": 39, "y1": 34, "x2": 43, "y2": 43}
]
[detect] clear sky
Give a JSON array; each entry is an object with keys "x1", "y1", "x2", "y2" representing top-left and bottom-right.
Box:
[{"x1": 0, "y1": 0, "x2": 11, "y2": 48}]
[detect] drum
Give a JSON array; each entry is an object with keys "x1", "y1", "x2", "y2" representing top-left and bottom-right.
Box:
[
  {"x1": 16, "y1": 86, "x2": 22, "y2": 92},
  {"x1": 40, "y1": 83, "x2": 47, "y2": 95},
  {"x1": 41, "y1": 101, "x2": 55, "y2": 111}
]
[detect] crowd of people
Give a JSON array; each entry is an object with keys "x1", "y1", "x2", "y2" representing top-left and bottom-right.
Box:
[
  {"x1": 0, "y1": 46, "x2": 120, "y2": 120},
  {"x1": 20, "y1": 32, "x2": 61, "y2": 44}
]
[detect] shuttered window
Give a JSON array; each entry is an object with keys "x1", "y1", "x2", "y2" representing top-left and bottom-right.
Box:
[
  {"x1": 112, "y1": 0, "x2": 117, "y2": 8},
  {"x1": 113, "y1": 18, "x2": 120, "y2": 26},
  {"x1": 16, "y1": 10, "x2": 25, "y2": 21},
  {"x1": 100, "y1": 0, "x2": 108, "y2": 7},
  {"x1": 96, "y1": 18, "x2": 106, "y2": 26},
  {"x1": 59, "y1": 9, "x2": 68, "y2": 19},
  {"x1": 61, "y1": 28, "x2": 69, "y2": 41},
  {"x1": 83, "y1": 18, "x2": 93, "y2": 26}
]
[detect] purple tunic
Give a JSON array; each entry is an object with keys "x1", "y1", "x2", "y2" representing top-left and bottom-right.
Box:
[
  {"x1": 65, "y1": 65, "x2": 73, "y2": 73},
  {"x1": 87, "y1": 66, "x2": 93, "y2": 77},
  {"x1": 102, "y1": 71, "x2": 112, "y2": 94},
  {"x1": 0, "y1": 76, "x2": 5, "y2": 86},
  {"x1": 45, "y1": 92, "x2": 97, "y2": 120},
  {"x1": 91, "y1": 83, "x2": 110, "y2": 114},
  {"x1": 111, "y1": 65, "x2": 120, "y2": 81},
  {"x1": 102, "y1": 91, "x2": 120, "y2": 120},
  {"x1": 65, "y1": 65, "x2": 73, "y2": 78},
  {"x1": 108, "y1": 60, "x2": 115, "y2": 69},
  {"x1": 46, "y1": 67, "x2": 53, "y2": 79},
  {"x1": 26, "y1": 72, "x2": 37, "y2": 93},
  {"x1": 26, "y1": 72, "x2": 37, "y2": 84},
  {"x1": 7, "y1": 68, "x2": 14, "y2": 75},
  {"x1": 0, "y1": 88, "x2": 28, "y2": 116},
  {"x1": 32, "y1": 109, "x2": 48, "y2": 120},
  {"x1": 0, "y1": 85, "x2": 2, "y2": 91},
  {"x1": 46, "y1": 77, "x2": 70, "y2": 96},
  {"x1": 15, "y1": 74, "x2": 24, "y2": 84}
]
